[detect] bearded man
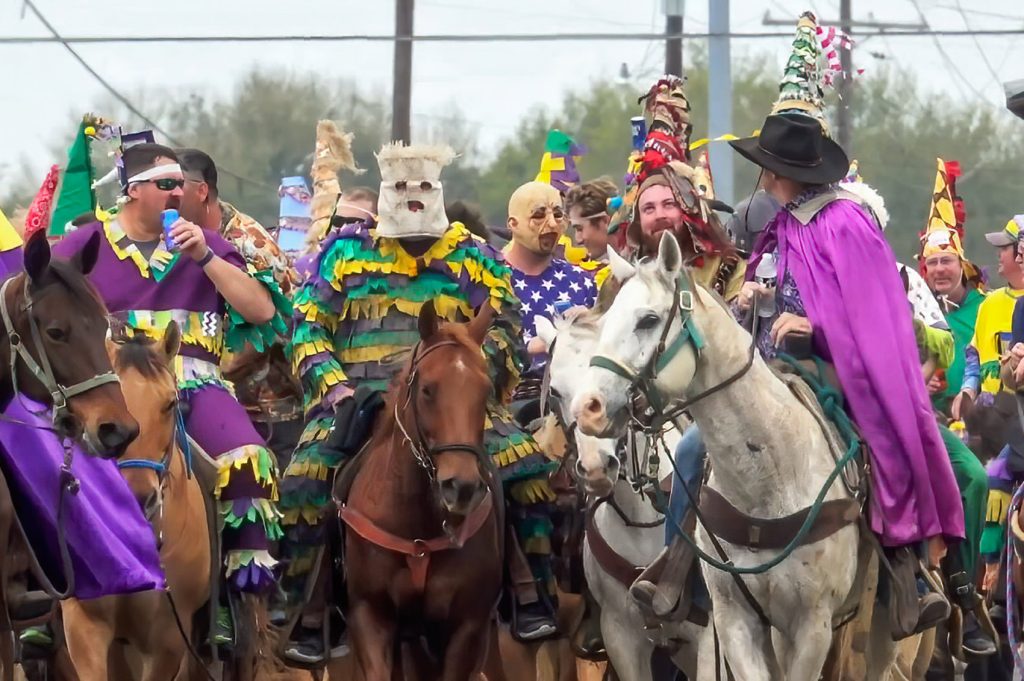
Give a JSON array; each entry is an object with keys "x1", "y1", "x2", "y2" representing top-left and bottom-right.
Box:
[
  {"x1": 281, "y1": 143, "x2": 560, "y2": 664},
  {"x1": 624, "y1": 77, "x2": 746, "y2": 301}
]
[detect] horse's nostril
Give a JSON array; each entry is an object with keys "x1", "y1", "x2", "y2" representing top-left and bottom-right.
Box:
[
  {"x1": 584, "y1": 397, "x2": 603, "y2": 416},
  {"x1": 97, "y1": 422, "x2": 140, "y2": 456}
]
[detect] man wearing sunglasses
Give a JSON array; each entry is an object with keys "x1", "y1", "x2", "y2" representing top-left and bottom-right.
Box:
[{"x1": 53, "y1": 142, "x2": 285, "y2": 650}]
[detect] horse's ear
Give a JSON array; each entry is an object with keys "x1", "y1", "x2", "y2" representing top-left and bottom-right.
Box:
[
  {"x1": 162, "y1": 321, "x2": 182, "y2": 365},
  {"x1": 71, "y1": 231, "x2": 102, "y2": 276},
  {"x1": 23, "y1": 230, "x2": 50, "y2": 283},
  {"x1": 418, "y1": 300, "x2": 439, "y2": 341},
  {"x1": 657, "y1": 232, "x2": 683, "y2": 277},
  {"x1": 607, "y1": 245, "x2": 635, "y2": 283},
  {"x1": 534, "y1": 315, "x2": 557, "y2": 349},
  {"x1": 467, "y1": 303, "x2": 495, "y2": 346}
]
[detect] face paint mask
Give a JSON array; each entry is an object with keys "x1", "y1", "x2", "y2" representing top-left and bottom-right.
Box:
[
  {"x1": 375, "y1": 144, "x2": 456, "y2": 239},
  {"x1": 507, "y1": 181, "x2": 565, "y2": 255}
]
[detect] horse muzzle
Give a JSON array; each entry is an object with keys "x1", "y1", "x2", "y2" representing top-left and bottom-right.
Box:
[
  {"x1": 573, "y1": 392, "x2": 627, "y2": 439},
  {"x1": 437, "y1": 477, "x2": 488, "y2": 517}
]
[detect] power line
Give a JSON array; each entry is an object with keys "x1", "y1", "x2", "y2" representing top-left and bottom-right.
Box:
[
  {"x1": 952, "y1": 0, "x2": 1004, "y2": 91},
  {"x1": 2, "y1": 28, "x2": 1023, "y2": 45},
  {"x1": 907, "y1": 0, "x2": 992, "y2": 104},
  {"x1": 20, "y1": 0, "x2": 276, "y2": 193}
]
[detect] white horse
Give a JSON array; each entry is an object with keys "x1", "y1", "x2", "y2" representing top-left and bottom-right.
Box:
[
  {"x1": 534, "y1": 311, "x2": 711, "y2": 681},
  {"x1": 571, "y1": 234, "x2": 894, "y2": 680}
]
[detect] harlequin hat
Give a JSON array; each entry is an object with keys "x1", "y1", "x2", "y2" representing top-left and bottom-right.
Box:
[
  {"x1": 535, "y1": 129, "x2": 586, "y2": 195},
  {"x1": 919, "y1": 157, "x2": 982, "y2": 285}
]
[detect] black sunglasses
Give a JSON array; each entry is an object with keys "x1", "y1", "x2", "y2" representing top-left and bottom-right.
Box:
[{"x1": 140, "y1": 178, "x2": 185, "y2": 191}]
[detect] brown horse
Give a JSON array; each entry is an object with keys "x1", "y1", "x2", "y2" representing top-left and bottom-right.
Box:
[
  {"x1": 0, "y1": 231, "x2": 139, "y2": 681},
  {"x1": 338, "y1": 302, "x2": 504, "y2": 681},
  {"x1": 60, "y1": 324, "x2": 212, "y2": 681}
]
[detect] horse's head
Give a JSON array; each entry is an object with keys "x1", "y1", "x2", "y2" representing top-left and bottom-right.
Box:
[
  {"x1": 107, "y1": 323, "x2": 181, "y2": 524},
  {"x1": 535, "y1": 312, "x2": 621, "y2": 497},
  {"x1": 573, "y1": 234, "x2": 702, "y2": 438},
  {"x1": 1, "y1": 231, "x2": 138, "y2": 456},
  {"x1": 397, "y1": 301, "x2": 494, "y2": 517}
]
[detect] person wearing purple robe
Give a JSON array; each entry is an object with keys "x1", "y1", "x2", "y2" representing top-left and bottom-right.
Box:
[
  {"x1": 730, "y1": 112, "x2": 964, "y2": 633},
  {"x1": 52, "y1": 142, "x2": 289, "y2": 648}
]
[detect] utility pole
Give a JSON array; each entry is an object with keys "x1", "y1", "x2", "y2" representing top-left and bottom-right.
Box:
[
  {"x1": 836, "y1": 0, "x2": 853, "y2": 153},
  {"x1": 392, "y1": 0, "x2": 414, "y2": 143},
  {"x1": 707, "y1": 0, "x2": 734, "y2": 206},
  {"x1": 664, "y1": 0, "x2": 684, "y2": 77},
  {"x1": 762, "y1": 9, "x2": 926, "y2": 155}
]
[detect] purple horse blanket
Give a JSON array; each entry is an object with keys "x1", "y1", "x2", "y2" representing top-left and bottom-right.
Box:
[{"x1": 0, "y1": 396, "x2": 165, "y2": 599}]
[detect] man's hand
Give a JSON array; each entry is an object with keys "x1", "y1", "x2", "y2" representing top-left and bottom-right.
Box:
[
  {"x1": 736, "y1": 281, "x2": 769, "y2": 314},
  {"x1": 170, "y1": 219, "x2": 210, "y2": 263},
  {"x1": 527, "y1": 336, "x2": 547, "y2": 356},
  {"x1": 950, "y1": 388, "x2": 976, "y2": 421},
  {"x1": 1011, "y1": 342, "x2": 1024, "y2": 385},
  {"x1": 770, "y1": 312, "x2": 812, "y2": 347},
  {"x1": 927, "y1": 374, "x2": 944, "y2": 395},
  {"x1": 983, "y1": 562, "x2": 1000, "y2": 594}
]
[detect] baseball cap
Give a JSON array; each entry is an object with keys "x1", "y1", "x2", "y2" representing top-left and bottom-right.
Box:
[{"x1": 985, "y1": 215, "x2": 1024, "y2": 246}]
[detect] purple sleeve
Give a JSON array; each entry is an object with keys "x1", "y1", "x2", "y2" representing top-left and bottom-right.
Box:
[{"x1": 50, "y1": 222, "x2": 102, "y2": 260}]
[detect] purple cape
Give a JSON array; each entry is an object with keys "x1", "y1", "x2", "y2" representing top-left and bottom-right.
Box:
[
  {"x1": 751, "y1": 195, "x2": 964, "y2": 546},
  {"x1": 0, "y1": 397, "x2": 165, "y2": 598}
]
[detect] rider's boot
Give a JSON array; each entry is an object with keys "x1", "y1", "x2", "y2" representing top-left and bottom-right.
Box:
[
  {"x1": 630, "y1": 512, "x2": 696, "y2": 620},
  {"x1": 214, "y1": 603, "x2": 235, "y2": 648},
  {"x1": 571, "y1": 588, "x2": 606, "y2": 660},
  {"x1": 284, "y1": 621, "x2": 326, "y2": 665},
  {"x1": 887, "y1": 546, "x2": 950, "y2": 640},
  {"x1": 284, "y1": 549, "x2": 330, "y2": 665},
  {"x1": 507, "y1": 530, "x2": 558, "y2": 642},
  {"x1": 948, "y1": 571, "x2": 997, "y2": 656}
]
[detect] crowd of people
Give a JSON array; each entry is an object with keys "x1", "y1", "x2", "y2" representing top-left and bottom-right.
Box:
[{"x1": 1, "y1": 7, "x2": 1023, "y2": 679}]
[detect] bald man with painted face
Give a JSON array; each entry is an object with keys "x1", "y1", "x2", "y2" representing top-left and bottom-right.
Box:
[{"x1": 503, "y1": 181, "x2": 597, "y2": 366}]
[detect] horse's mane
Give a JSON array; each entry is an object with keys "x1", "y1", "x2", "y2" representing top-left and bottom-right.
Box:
[{"x1": 112, "y1": 334, "x2": 167, "y2": 379}]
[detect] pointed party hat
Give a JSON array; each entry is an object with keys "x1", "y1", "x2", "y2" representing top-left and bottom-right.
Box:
[
  {"x1": 771, "y1": 12, "x2": 829, "y2": 130},
  {"x1": 23, "y1": 165, "x2": 61, "y2": 239},
  {"x1": 535, "y1": 129, "x2": 586, "y2": 195},
  {"x1": 919, "y1": 157, "x2": 980, "y2": 284}
]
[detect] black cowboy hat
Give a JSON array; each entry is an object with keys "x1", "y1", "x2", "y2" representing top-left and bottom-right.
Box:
[{"x1": 729, "y1": 113, "x2": 849, "y2": 185}]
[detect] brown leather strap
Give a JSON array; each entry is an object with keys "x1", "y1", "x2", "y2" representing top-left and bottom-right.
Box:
[
  {"x1": 340, "y1": 491, "x2": 494, "y2": 592},
  {"x1": 584, "y1": 498, "x2": 644, "y2": 589},
  {"x1": 698, "y1": 486, "x2": 859, "y2": 551}
]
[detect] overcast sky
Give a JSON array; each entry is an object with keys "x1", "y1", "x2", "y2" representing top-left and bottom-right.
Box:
[{"x1": 1, "y1": 0, "x2": 1022, "y2": 184}]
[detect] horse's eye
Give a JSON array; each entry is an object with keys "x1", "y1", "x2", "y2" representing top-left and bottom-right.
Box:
[
  {"x1": 163, "y1": 400, "x2": 177, "y2": 414},
  {"x1": 46, "y1": 327, "x2": 68, "y2": 342},
  {"x1": 636, "y1": 314, "x2": 660, "y2": 331},
  {"x1": 421, "y1": 384, "x2": 434, "y2": 401}
]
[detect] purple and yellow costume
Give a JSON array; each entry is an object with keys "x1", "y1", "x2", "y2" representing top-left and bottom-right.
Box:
[{"x1": 54, "y1": 219, "x2": 290, "y2": 590}]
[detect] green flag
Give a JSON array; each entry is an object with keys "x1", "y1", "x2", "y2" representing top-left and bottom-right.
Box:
[{"x1": 50, "y1": 122, "x2": 95, "y2": 237}]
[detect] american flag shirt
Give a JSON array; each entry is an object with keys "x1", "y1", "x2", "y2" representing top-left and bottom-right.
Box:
[{"x1": 511, "y1": 258, "x2": 597, "y2": 366}]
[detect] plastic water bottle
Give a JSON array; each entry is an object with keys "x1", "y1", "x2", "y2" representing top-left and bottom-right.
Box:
[
  {"x1": 754, "y1": 253, "x2": 777, "y2": 318},
  {"x1": 161, "y1": 209, "x2": 179, "y2": 250}
]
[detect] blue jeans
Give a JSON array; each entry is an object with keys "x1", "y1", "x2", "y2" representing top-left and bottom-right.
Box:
[{"x1": 665, "y1": 425, "x2": 708, "y2": 545}]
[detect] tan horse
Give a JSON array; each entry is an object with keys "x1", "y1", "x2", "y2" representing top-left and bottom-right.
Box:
[{"x1": 61, "y1": 324, "x2": 211, "y2": 681}]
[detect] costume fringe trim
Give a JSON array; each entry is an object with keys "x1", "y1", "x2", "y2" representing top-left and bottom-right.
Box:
[
  {"x1": 220, "y1": 497, "x2": 285, "y2": 541},
  {"x1": 214, "y1": 444, "x2": 278, "y2": 499}
]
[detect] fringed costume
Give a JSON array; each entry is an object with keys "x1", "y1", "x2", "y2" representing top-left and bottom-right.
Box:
[{"x1": 54, "y1": 218, "x2": 291, "y2": 592}]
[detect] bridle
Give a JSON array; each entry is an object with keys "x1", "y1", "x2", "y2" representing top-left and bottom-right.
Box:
[
  {"x1": 392, "y1": 339, "x2": 489, "y2": 483},
  {"x1": 0, "y1": 276, "x2": 120, "y2": 427},
  {"x1": 542, "y1": 335, "x2": 666, "y2": 527},
  {"x1": 116, "y1": 367, "x2": 192, "y2": 544},
  {"x1": 589, "y1": 272, "x2": 758, "y2": 428}
]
